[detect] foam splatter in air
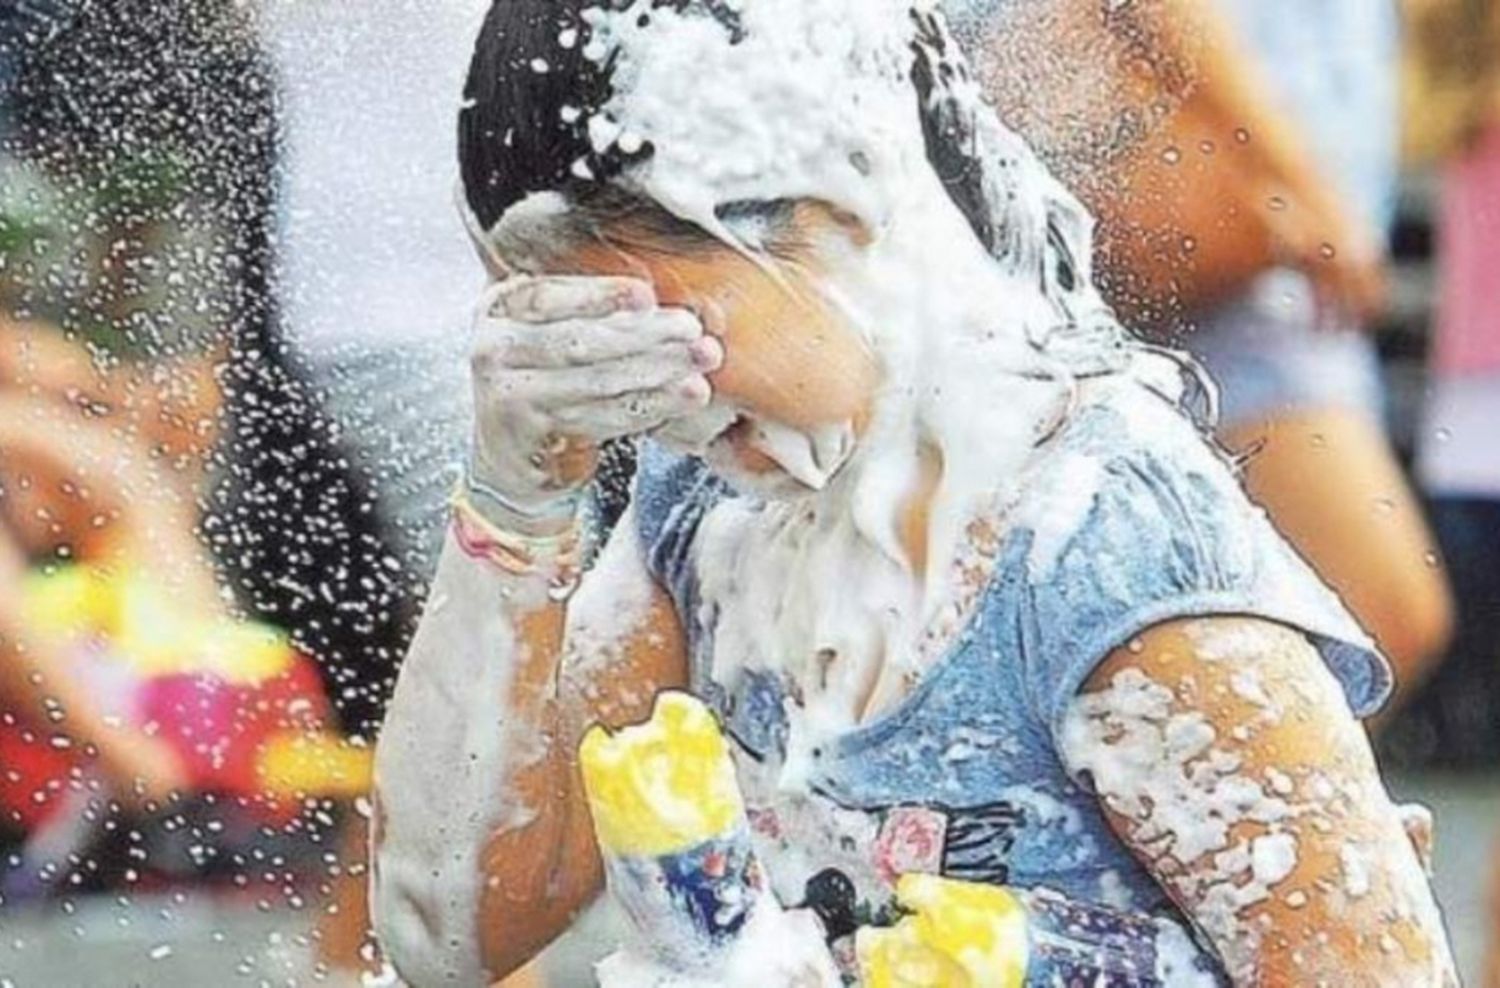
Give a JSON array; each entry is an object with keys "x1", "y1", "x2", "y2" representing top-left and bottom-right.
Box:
[{"x1": 580, "y1": 0, "x2": 926, "y2": 244}]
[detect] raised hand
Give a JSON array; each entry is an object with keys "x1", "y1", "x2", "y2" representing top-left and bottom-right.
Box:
[{"x1": 467, "y1": 275, "x2": 723, "y2": 532}]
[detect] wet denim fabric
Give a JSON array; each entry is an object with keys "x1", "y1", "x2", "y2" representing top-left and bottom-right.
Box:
[{"x1": 632, "y1": 382, "x2": 1389, "y2": 970}]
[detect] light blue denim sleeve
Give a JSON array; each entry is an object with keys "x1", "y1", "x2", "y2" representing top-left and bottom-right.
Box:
[
  {"x1": 632, "y1": 398, "x2": 1392, "y2": 758},
  {"x1": 1013, "y1": 398, "x2": 1393, "y2": 754},
  {"x1": 632, "y1": 441, "x2": 734, "y2": 677}
]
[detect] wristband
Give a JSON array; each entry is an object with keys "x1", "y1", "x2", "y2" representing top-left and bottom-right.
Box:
[
  {"x1": 451, "y1": 483, "x2": 581, "y2": 577},
  {"x1": 464, "y1": 464, "x2": 583, "y2": 529}
]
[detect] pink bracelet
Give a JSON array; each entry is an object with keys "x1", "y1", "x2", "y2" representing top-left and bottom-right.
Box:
[{"x1": 450, "y1": 485, "x2": 581, "y2": 577}]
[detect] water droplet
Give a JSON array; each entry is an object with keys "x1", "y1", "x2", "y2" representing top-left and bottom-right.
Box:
[
  {"x1": 1267, "y1": 196, "x2": 1288, "y2": 212},
  {"x1": 1234, "y1": 128, "x2": 1251, "y2": 144},
  {"x1": 546, "y1": 573, "x2": 579, "y2": 601},
  {"x1": 148, "y1": 943, "x2": 174, "y2": 960},
  {"x1": 1434, "y1": 427, "x2": 1451, "y2": 443},
  {"x1": 1198, "y1": 139, "x2": 1216, "y2": 155},
  {"x1": 1318, "y1": 243, "x2": 1337, "y2": 260},
  {"x1": 1160, "y1": 146, "x2": 1182, "y2": 165}
]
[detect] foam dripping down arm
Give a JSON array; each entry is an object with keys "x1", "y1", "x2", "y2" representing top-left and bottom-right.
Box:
[
  {"x1": 1064, "y1": 617, "x2": 1457, "y2": 987},
  {"x1": 371, "y1": 508, "x2": 688, "y2": 985}
]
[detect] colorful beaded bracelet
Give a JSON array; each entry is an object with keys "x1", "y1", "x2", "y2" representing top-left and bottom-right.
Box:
[{"x1": 450, "y1": 483, "x2": 581, "y2": 577}]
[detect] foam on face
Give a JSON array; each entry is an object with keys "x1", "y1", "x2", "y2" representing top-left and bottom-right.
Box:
[{"x1": 571, "y1": 0, "x2": 1130, "y2": 776}]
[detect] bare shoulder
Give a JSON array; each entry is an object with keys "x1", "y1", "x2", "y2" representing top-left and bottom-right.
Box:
[{"x1": 1068, "y1": 616, "x2": 1456, "y2": 987}]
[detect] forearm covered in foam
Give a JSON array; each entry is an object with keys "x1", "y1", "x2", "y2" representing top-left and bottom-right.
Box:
[{"x1": 370, "y1": 529, "x2": 572, "y2": 986}]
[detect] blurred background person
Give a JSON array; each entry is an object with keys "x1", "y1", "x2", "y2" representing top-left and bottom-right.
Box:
[
  {"x1": 0, "y1": 322, "x2": 212, "y2": 825},
  {"x1": 0, "y1": 0, "x2": 227, "y2": 865},
  {"x1": 1400, "y1": 0, "x2": 1500, "y2": 774},
  {"x1": 1, "y1": 0, "x2": 418, "y2": 748},
  {"x1": 955, "y1": 0, "x2": 1453, "y2": 710},
  {"x1": 20, "y1": 0, "x2": 424, "y2": 743},
  {"x1": 1425, "y1": 88, "x2": 1500, "y2": 988},
  {"x1": 1186, "y1": 0, "x2": 1455, "y2": 707},
  {"x1": 0, "y1": 1, "x2": 414, "y2": 980},
  {"x1": 1173, "y1": 0, "x2": 1456, "y2": 712},
  {"x1": 1395, "y1": 0, "x2": 1500, "y2": 980},
  {"x1": 1418, "y1": 100, "x2": 1500, "y2": 982}
]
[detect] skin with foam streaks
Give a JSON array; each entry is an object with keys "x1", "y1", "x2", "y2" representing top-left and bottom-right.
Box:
[{"x1": 370, "y1": 3, "x2": 1457, "y2": 984}]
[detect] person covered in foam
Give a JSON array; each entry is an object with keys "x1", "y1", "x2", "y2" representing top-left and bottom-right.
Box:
[{"x1": 369, "y1": 1, "x2": 1458, "y2": 985}]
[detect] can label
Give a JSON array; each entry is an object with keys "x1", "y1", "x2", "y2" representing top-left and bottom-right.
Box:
[{"x1": 605, "y1": 822, "x2": 768, "y2": 971}]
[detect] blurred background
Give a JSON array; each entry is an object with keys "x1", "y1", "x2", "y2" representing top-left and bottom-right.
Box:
[{"x1": 0, "y1": 0, "x2": 1497, "y2": 985}]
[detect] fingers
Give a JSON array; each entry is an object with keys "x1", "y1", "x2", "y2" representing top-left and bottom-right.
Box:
[
  {"x1": 467, "y1": 275, "x2": 724, "y2": 500},
  {"x1": 485, "y1": 307, "x2": 711, "y2": 368},
  {"x1": 551, "y1": 376, "x2": 713, "y2": 439},
  {"x1": 486, "y1": 275, "x2": 655, "y2": 324},
  {"x1": 519, "y1": 339, "x2": 723, "y2": 406}
]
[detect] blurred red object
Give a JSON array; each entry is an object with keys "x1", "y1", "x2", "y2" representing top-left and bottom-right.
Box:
[
  {"x1": 0, "y1": 647, "x2": 333, "y2": 831},
  {"x1": 2, "y1": 565, "x2": 366, "y2": 835}
]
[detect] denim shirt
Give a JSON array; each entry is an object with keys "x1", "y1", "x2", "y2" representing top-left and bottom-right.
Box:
[{"x1": 632, "y1": 379, "x2": 1389, "y2": 973}]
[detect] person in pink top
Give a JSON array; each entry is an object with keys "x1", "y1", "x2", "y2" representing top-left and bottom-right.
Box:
[
  {"x1": 1408, "y1": 59, "x2": 1500, "y2": 988},
  {"x1": 1406, "y1": 121, "x2": 1500, "y2": 766},
  {"x1": 1422, "y1": 123, "x2": 1500, "y2": 495}
]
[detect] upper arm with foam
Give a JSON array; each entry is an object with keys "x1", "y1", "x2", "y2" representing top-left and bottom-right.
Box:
[
  {"x1": 1014, "y1": 396, "x2": 1391, "y2": 751},
  {"x1": 1063, "y1": 617, "x2": 1455, "y2": 986}
]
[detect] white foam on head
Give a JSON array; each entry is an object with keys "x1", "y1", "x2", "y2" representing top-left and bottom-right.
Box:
[{"x1": 582, "y1": 0, "x2": 927, "y2": 241}]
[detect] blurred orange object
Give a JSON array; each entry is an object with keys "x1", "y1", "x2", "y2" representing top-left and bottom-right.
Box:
[{"x1": 1, "y1": 564, "x2": 370, "y2": 833}]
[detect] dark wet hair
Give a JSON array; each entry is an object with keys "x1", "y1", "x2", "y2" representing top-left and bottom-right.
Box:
[
  {"x1": 460, "y1": 0, "x2": 642, "y2": 231},
  {"x1": 457, "y1": 0, "x2": 1043, "y2": 269}
]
